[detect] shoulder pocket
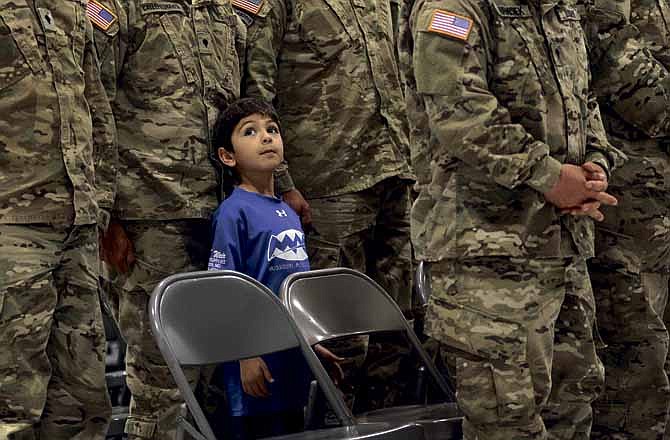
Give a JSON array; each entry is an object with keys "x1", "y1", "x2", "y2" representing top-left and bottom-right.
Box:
[
  {"x1": 295, "y1": 0, "x2": 359, "y2": 60},
  {"x1": 202, "y1": 5, "x2": 242, "y2": 104},
  {"x1": 503, "y1": 15, "x2": 558, "y2": 95},
  {"x1": 0, "y1": 10, "x2": 43, "y2": 91},
  {"x1": 414, "y1": 7, "x2": 470, "y2": 95},
  {"x1": 93, "y1": 21, "x2": 119, "y2": 63}
]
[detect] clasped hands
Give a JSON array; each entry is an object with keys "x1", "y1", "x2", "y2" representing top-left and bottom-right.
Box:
[{"x1": 544, "y1": 162, "x2": 617, "y2": 222}]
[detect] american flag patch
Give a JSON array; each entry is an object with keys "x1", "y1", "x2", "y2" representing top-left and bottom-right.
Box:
[
  {"x1": 428, "y1": 9, "x2": 473, "y2": 41},
  {"x1": 86, "y1": 0, "x2": 117, "y2": 31},
  {"x1": 232, "y1": 0, "x2": 263, "y2": 15}
]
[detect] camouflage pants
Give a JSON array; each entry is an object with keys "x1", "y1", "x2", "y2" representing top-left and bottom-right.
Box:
[
  {"x1": 426, "y1": 257, "x2": 603, "y2": 440},
  {"x1": 109, "y1": 220, "x2": 210, "y2": 440},
  {"x1": 307, "y1": 177, "x2": 414, "y2": 412},
  {"x1": 0, "y1": 224, "x2": 111, "y2": 440},
  {"x1": 588, "y1": 262, "x2": 670, "y2": 440},
  {"x1": 307, "y1": 176, "x2": 413, "y2": 315}
]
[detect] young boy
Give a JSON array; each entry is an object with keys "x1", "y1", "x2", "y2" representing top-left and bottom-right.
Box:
[{"x1": 207, "y1": 98, "x2": 311, "y2": 439}]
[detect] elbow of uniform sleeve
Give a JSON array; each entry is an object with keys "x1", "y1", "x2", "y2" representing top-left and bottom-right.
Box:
[
  {"x1": 274, "y1": 168, "x2": 295, "y2": 194},
  {"x1": 525, "y1": 155, "x2": 562, "y2": 195}
]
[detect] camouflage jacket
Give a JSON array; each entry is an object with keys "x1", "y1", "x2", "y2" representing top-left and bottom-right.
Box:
[
  {"x1": 400, "y1": 0, "x2": 623, "y2": 261},
  {"x1": 95, "y1": 0, "x2": 244, "y2": 220},
  {"x1": 581, "y1": 0, "x2": 670, "y2": 271},
  {"x1": 0, "y1": 0, "x2": 116, "y2": 226},
  {"x1": 238, "y1": 0, "x2": 414, "y2": 198}
]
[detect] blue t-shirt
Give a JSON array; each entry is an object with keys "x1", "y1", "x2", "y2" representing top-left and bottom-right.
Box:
[{"x1": 208, "y1": 187, "x2": 311, "y2": 416}]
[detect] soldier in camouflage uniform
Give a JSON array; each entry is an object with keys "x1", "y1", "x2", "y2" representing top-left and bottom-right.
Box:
[
  {"x1": 575, "y1": 0, "x2": 670, "y2": 438},
  {"x1": 0, "y1": 1, "x2": 115, "y2": 439},
  {"x1": 92, "y1": 1, "x2": 244, "y2": 438},
  {"x1": 399, "y1": 0, "x2": 624, "y2": 438},
  {"x1": 235, "y1": 0, "x2": 416, "y2": 412}
]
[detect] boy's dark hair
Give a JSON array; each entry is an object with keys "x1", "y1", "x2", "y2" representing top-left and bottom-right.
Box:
[{"x1": 210, "y1": 98, "x2": 282, "y2": 201}]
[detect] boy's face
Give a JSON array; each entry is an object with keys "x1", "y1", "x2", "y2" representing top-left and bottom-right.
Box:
[{"x1": 218, "y1": 113, "x2": 284, "y2": 174}]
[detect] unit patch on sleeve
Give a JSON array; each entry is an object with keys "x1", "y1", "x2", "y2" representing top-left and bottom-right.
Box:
[
  {"x1": 86, "y1": 0, "x2": 117, "y2": 31},
  {"x1": 232, "y1": 0, "x2": 263, "y2": 15},
  {"x1": 427, "y1": 9, "x2": 473, "y2": 41}
]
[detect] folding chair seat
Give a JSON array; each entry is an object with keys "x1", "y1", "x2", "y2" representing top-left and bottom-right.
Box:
[
  {"x1": 149, "y1": 270, "x2": 425, "y2": 440},
  {"x1": 280, "y1": 268, "x2": 463, "y2": 440}
]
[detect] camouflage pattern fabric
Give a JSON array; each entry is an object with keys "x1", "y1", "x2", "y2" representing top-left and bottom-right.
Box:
[
  {"x1": 426, "y1": 257, "x2": 602, "y2": 440},
  {"x1": 0, "y1": 224, "x2": 111, "y2": 440},
  {"x1": 576, "y1": 0, "x2": 670, "y2": 437},
  {"x1": 588, "y1": 264, "x2": 670, "y2": 439},
  {"x1": 0, "y1": 1, "x2": 114, "y2": 438},
  {"x1": 107, "y1": 220, "x2": 211, "y2": 440},
  {"x1": 0, "y1": 0, "x2": 116, "y2": 226},
  {"x1": 542, "y1": 261, "x2": 604, "y2": 440},
  {"x1": 400, "y1": 0, "x2": 623, "y2": 264},
  {"x1": 239, "y1": 0, "x2": 414, "y2": 197},
  {"x1": 93, "y1": 1, "x2": 244, "y2": 437},
  {"x1": 96, "y1": 0, "x2": 244, "y2": 221},
  {"x1": 399, "y1": 0, "x2": 622, "y2": 437}
]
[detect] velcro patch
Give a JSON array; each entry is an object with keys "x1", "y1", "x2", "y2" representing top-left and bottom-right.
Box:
[
  {"x1": 232, "y1": 0, "x2": 263, "y2": 15},
  {"x1": 496, "y1": 5, "x2": 531, "y2": 18},
  {"x1": 234, "y1": 8, "x2": 254, "y2": 26},
  {"x1": 427, "y1": 9, "x2": 473, "y2": 41},
  {"x1": 139, "y1": 2, "x2": 186, "y2": 14},
  {"x1": 557, "y1": 6, "x2": 580, "y2": 22},
  {"x1": 86, "y1": 0, "x2": 117, "y2": 31}
]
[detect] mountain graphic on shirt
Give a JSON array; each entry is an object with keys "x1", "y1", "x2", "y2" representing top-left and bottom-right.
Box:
[{"x1": 267, "y1": 229, "x2": 308, "y2": 262}]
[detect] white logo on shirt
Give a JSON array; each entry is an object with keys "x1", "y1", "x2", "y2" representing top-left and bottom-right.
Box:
[
  {"x1": 267, "y1": 229, "x2": 308, "y2": 262},
  {"x1": 276, "y1": 209, "x2": 288, "y2": 217},
  {"x1": 208, "y1": 249, "x2": 227, "y2": 270}
]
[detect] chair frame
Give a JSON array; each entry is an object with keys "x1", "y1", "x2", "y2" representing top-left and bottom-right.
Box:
[{"x1": 149, "y1": 270, "x2": 356, "y2": 440}]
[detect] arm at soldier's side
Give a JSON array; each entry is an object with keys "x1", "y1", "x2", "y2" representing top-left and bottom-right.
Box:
[
  {"x1": 241, "y1": 0, "x2": 297, "y2": 196},
  {"x1": 412, "y1": 2, "x2": 561, "y2": 195},
  {"x1": 95, "y1": 0, "x2": 130, "y2": 106},
  {"x1": 84, "y1": 17, "x2": 117, "y2": 230},
  {"x1": 242, "y1": 0, "x2": 286, "y2": 102},
  {"x1": 589, "y1": 6, "x2": 670, "y2": 139}
]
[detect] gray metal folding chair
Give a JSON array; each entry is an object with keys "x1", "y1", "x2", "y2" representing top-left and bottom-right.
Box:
[
  {"x1": 149, "y1": 270, "x2": 425, "y2": 440},
  {"x1": 280, "y1": 268, "x2": 462, "y2": 440}
]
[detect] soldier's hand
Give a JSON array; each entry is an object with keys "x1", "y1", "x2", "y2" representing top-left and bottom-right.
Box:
[
  {"x1": 544, "y1": 164, "x2": 617, "y2": 209},
  {"x1": 100, "y1": 221, "x2": 135, "y2": 274},
  {"x1": 559, "y1": 162, "x2": 611, "y2": 221},
  {"x1": 240, "y1": 357, "x2": 273, "y2": 398},
  {"x1": 282, "y1": 188, "x2": 313, "y2": 225},
  {"x1": 582, "y1": 162, "x2": 608, "y2": 192},
  {"x1": 560, "y1": 201, "x2": 605, "y2": 222}
]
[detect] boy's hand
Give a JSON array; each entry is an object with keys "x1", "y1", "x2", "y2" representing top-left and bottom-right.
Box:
[
  {"x1": 314, "y1": 344, "x2": 345, "y2": 385},
  {"x1": 544, "y1": 163, "x2": 617, "y2": 210},
  {"x1": 282, "y1": 189, "x2": 313, "y2": 225},
  {"x1": 240, "y1": 357, "x2": 274, "y2": 398},
  {"x1": 100, "y1": 220, "x2": 135, "y2": 274}
]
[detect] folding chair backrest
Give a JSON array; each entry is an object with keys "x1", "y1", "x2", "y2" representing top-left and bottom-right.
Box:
[
  {"x1": 280, "y1": 268, "x2": 454, "y2": 401},
  {"x1": 151, "y1": 271, "x2": 300, "y2": 365},
  {"x1": 280, "y1": 268, "x2": 407, "y2": 346}
]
